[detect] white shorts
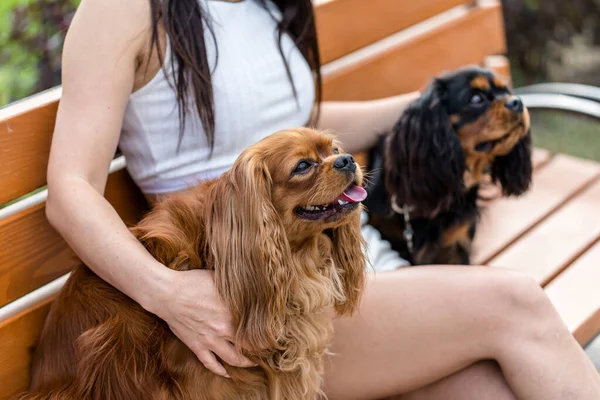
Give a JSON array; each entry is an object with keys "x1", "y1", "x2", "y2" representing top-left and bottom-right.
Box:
[{"x1": 360, "y1": 211, "x2": 411, "y2": 272}]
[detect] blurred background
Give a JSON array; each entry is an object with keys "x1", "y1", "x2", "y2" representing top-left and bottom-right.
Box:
[{"x1": 1, "y1": 0, "x2": 599, "y2": 159}]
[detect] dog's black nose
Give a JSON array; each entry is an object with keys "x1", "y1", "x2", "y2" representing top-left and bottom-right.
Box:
[
  {"x1": 333, "y1": 154, "x2": 356, "y2": 173},
  {"x1": 504, "y1": 96, "x2": 524, "y2": 113}
]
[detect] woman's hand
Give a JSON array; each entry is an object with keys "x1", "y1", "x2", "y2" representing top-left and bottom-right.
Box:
[{"x1": 151, "y1": 269, "x2": 256, "y2": 377}]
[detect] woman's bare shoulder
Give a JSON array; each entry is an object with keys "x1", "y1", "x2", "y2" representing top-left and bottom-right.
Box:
[
  {"x1": 50, "y1": 0, "x2": 156, "y2": 190},
  {"x1": 67, "y1": 0, "x2": 153, "y2": 62}
]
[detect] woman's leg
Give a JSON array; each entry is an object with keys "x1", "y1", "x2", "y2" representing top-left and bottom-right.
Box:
[
  {"x1": 397, "y1": 361, "x2": 516, "y2": 400},
  {"x1": 323, "y1": 266, "x2": 600, "y2": 400}
]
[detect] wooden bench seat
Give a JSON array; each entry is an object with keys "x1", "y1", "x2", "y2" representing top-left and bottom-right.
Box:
[
  {"x1": 546, "y1": 241, "x2": 600, "y2": 344},
  {"x1": 487, "y1": 176, "x2": 600, "y2": 286},
  {"x1": 320, "y1": 1, "x2": 506, "y2": 99},
  {"x1": 473, "y1": 155, "x2": 600, "y2": 266},
  {"x1": 473, "y1": 152, "x2": 600, "y2": 346},
  {"x1": 1, "y1": 0, "x2": 599, "y2": 398}
]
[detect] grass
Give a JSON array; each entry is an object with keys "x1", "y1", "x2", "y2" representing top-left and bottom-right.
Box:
[
  {"x1": 0, "y1": 186, "x2": 46, "y2": 210},
  {"x1": 530, "y1": 111, "x2": 600, "y2": 162},
  {"x1": 511, "y1": 65, "x2": 600, "y2": 162}
]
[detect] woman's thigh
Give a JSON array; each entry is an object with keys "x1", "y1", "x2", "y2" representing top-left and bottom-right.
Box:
[{"x1": 323, "y1": 266, "x2": 528, "y2": 400}]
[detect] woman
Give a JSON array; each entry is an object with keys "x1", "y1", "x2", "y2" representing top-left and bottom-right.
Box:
[{"x1": 46, "y1": 0, "x2": 600, "y2": 398}]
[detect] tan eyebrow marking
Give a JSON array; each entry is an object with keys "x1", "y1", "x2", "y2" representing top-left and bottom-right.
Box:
[
  {"x1": 493, "y1": 76, "x2": 507, "y2": 89},
  {"x1": 470, "y1": 76, "x2": 490, "y2": 91}
]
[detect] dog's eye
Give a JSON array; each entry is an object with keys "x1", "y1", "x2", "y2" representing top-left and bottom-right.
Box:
[
  {"x1": 293, "y1": 160, "x2": 313, "y2": 174},
  {"x1": 470, "y1": 93, "x2": 485, "y2": 104},
  {"x1": 333, "y1": 148, "x2": 339, "y2": 155}
]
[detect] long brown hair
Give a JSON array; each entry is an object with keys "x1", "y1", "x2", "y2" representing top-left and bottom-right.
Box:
[{"x1": 148, "y1": 0, "x2": 322, "y2": 153}]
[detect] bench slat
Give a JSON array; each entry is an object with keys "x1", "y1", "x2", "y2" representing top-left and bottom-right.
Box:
[
  {"x1": 0, "y1": 204, "x2": 75, "y2": 309},
  {"x1": 472, "y1": 155, "x2": 600, "y2": 265},
  {"x1": 546, "y1": 241, "x2": 600, "y2": 345},
  {"x1": 315, "y1": 0, "x2": 473, "y2": 64},
  {"x1": 0, "y1": 89, "x2": 61, "y2": 206},
  {"x1": 322, "y1": 2, "x2": 506, "y2": 100},
  {"x1": 0, "y1": 297, "x2": 53, "y2": 400},
  {"x1": 0, "y1": 170, "x2": 146, "y2": 308},
  {"x1": 489, "y1": 178, "x2": 600, "y2": 286}
]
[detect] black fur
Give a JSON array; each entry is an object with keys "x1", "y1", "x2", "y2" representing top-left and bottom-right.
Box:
[
  {"x1": 491, "y1": 132, "x2": 533, "y2": 196},
  {"x1": 383, "y1": 80, "x2": 466, "y2": 216},
  {"x1": 364, "y1": 67, "x2": 533, "y2": 265},
  {"x1": 366, "y1": 136, "x2": 480, "y2": 265}
]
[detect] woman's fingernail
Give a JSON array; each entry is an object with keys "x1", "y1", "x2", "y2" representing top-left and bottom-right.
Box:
[{"x1": 225, "y1": 374, "x2": 231, "y2": 379}]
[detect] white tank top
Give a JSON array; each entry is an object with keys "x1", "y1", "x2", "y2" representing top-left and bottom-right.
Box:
[{"x1": 119, "y1": 0, "x2": 315, "y2": 194}]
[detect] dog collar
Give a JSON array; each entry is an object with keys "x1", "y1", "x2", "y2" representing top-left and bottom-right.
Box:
[
  {"x1": 390, "y1": 196, "x2": 415, "y2": 254},
  {"x1": 369, "y1": 144, "x2": 416, "y2": 255}
]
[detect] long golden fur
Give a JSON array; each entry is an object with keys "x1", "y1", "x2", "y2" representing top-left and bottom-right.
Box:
[{"x1": 18, "y1": 128, "x2": 367, "y2": 400}]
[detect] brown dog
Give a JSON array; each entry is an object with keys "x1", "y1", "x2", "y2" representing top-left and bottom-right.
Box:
[{"x1": 18, "y1": 128, "x2": 367, "y2": 400}]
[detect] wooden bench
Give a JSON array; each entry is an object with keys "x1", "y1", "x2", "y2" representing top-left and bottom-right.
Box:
[{"x1": 1, "y1": 0, "x2": 599, "y2": 397}]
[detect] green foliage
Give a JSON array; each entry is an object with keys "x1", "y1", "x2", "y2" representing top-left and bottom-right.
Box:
[
  {"x1": 524, "y1": 0, "x2": 539, "y2": 11},
  {"x1": 0, "y1": 0, "x2": 80, "y2": 107},
  {"x1": 531, "y1": 111, "x2": 600, "y2": 162},
  {"x1": 502, "y1": 0, "x2": 600, "y2": 84}
]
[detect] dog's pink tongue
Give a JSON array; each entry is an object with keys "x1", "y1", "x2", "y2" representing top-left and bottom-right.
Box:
[{"x1": 340, "y1": 185, "x2": 368, "y2": 202}]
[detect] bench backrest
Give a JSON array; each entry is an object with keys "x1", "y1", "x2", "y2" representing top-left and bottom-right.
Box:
[{"x1": 0, "y1": 0, "x2": 509, "y2": 397}]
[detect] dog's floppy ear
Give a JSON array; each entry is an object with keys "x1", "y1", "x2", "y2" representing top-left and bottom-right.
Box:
[
  {"x1": 386, "y1": 80, "x2": 465, "y2": 215},
  {"x1": 206, "y1": 154, "x2": 296, "y2": 354},
  {"x1": 329, "y1": 215, "x2": 366, "y2": 316},
  {"x1": 491, "y1": 130, "x2": 533, "y2": 196}
]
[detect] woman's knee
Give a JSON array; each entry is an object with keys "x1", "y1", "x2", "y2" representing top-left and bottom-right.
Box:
[
  {"x1": 495, "y1": 269, "x2": 548, "y2": 312},
  {"x1": 486, "y1": 269, "x2": 569, "y2": 345}
]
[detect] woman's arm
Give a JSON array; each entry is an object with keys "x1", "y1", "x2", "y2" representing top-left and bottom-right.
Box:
[
  {"x1": 46, "y1": 0, "x2": 252, "y2": 376},
  {"x1": 47, "y1": 0, "x2": 158, "y2": 312},
  {"x1": 316, "y1": 92, "x2": 420, "y2": 153}
]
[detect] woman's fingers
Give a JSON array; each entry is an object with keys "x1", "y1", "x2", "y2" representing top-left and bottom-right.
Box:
[
  {"x1": 170, "y1": 324, "x2": 229, "y2": 377},
  {"x1": 172, "y1": 323, "x2": 255, "y2": 376},
  {"x1": 158, "y1": 269, "x2": 258, "y2": 375},
  {"x1": 195, "y1": 348, "x2": 229, "y2": 377},
  {"x1": 211, "y1": 339, "x2": 256, "y2": 368}
]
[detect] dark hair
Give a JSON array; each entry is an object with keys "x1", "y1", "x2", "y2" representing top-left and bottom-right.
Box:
[{"x1": 148, "y1": 0, "x2": 322, "y2": 153}]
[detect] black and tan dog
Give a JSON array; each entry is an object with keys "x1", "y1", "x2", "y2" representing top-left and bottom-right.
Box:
[{"x1": 364, "y1": 66, "x2": 532, "y2": 265}]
